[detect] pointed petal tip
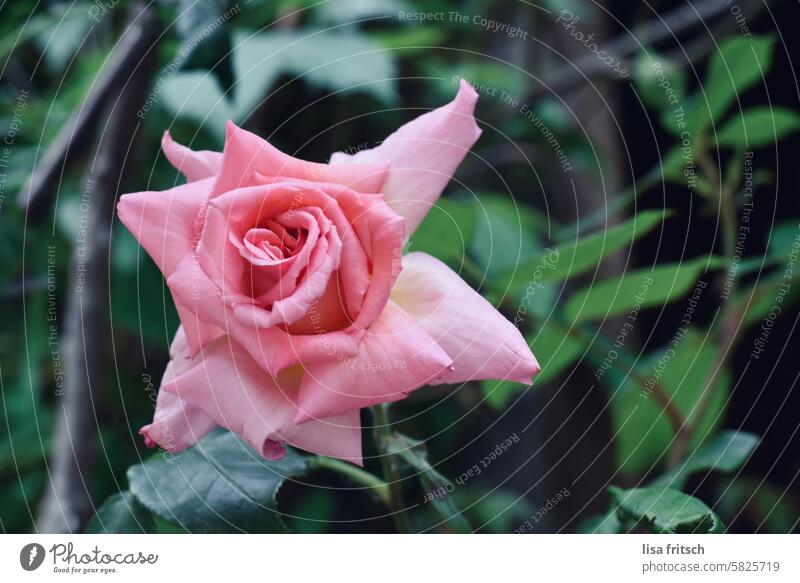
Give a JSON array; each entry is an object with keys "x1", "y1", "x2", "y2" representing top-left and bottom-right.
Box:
[{"x1": 457, "y1": 78, "x2": 479, "y2": 101}]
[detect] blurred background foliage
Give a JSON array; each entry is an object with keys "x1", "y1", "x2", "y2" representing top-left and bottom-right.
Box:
[{"x1": 1, "y1": 0, "x2": 799, "y2": 533}]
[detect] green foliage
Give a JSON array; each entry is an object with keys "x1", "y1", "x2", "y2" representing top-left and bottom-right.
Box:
[
  {"x1": 692, "y1": 35, "x2": 775, "y2": 134},
  {"x1": 612, "y1": 328, "x2": 729, "y2": 474},
  {"x1": 564, "y1": 258, "x2": 717, "y2": 323},
  {"x1": 634, "y1": 52, "x2": 687, "y2": 112},
  {"x1": 385, "y1": 433, "x2": 472, "y2": 533},
  {"x1": 409, "y1": 196, "x2": 479, "y2": 265},
  {"x1": 161, "y1": 29, "x2": 396, "y2": 137},
  {"x1": 85, "y1": 492, "x2": 155, "y2": 534},
  {"x1": 715, "y1": 107, "x2": 800, "y2": 148},
  {"x1": 608, "y1": 486, "x2": 725, "y2": 533},
  {"x1": 126, "y1": 430, "x2": 310, "y2": 533},
  {"x1": 651, "y1": 431, "x2": 759, "y2": 489},
  {"x1": 503, "y1": 209, "x2": 669, "y2": 294}
]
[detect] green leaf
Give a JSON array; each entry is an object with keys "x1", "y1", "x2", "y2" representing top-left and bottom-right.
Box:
[
  {"x1": 160, "y1": 71, "x2": 233, "y2": 139},
  {"x1": 612, "y1": 327, "x2": 729, "y2": 474},
  {"x1": 733, "y1": 268, "x2": 800, "y2": 328},
  {"x1": 385, "y1": 433, "x2": 472, "y2": 533},
  {"x1": 577, "y1": 509, "x2": 623, "y2": 534},
  {"x1": 85, "y1": 492, "x2": 155, "y2": 534},
  {"x1": 715, "y1": 476, "x2": 799, "y2": 534},
  {"x1": 504, "y1": 210, "x2": 669, "y2": 293},
  {"x1": 231, "y1": 29, "x2": 396, "y2": 115},
  {"x1": 470, "y1": 193, "x2": 546, "y2": 279},
  {"x1": 162, "y1": 29, "x2": 397, "y2": 132},
  {"x1": 651, "y1": 430, "x2": 759, "y2": 489},
  {"x1": 369, "y1": 27, "x2": 447, "y2": 56},
  {"x1": 127, "y1": 430, "x2": 310, "y2": 533},
  {"x1": 716, "y1": 107, "x2": 800, "y2": 148},
  {"x1": 409, "y1": 197, "x2": 478, "y2": 263},
  {"x1": 564, "y1": 257, "x2": 717, "y2": 323},
  {"x1": 610, "y1": 486, "x2": 724, "y2": 533},
  {"x1": 34, "y1": 3, "x2": 93, "y2": 73},
  {"x1": 634, "y1": 52, "x2": 687, "y2": 112},
  {"x1": 768, "y1": 221, "x2": 800, "y2": 258},
  {"x1": 692, "y1": 35, "x2": 776, "y2": 134}
]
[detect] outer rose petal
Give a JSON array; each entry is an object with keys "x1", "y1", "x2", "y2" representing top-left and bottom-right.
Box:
[
  {"x1": 140, "y1": 327, "x2": 216, "y2": 452},
  {"x1": 391, "y1": 252, "x2": 540, "y2": 385},
  {"x1": 161, "y1": 335, "x2": 363, "y2": 464},
  {"x1": 162, "y1": 132, "x2": 222, "y2": 182},
  {"x1": 213, "y1": 121, "x2": 388, "y2": 198},
  {"x1": 117, "y1": 177, "x2": 224, "y2": 354},
  {"x1": 117, "y1": 177, "x2": 213, "y2": 277},
  {"x1": 295, "y1": 301, "x2": 452, "y2": 422},
  {"x1": 330, "y1": 79, "x2": 482, "y2": 237}
]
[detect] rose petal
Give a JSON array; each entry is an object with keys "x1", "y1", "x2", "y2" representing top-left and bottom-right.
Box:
[
  {"x1": 118, "y1": 178, "x2": 225, "y2": 355},
  {"x1": 162, "y1": 132, "x2": 222, "y2": 182},
  {"x1": 167, "y1": 253, "x2": 362, "y2": 375},
  {"x1": 117, "y1": 177, "x2": 213, "y2": 278},
  {"x1": 391, "y1": 252, "x2": 540, "y2": 385},
  {"x1": 295, "y1": 301, "x2": 452, "y2": 421},
  {"x1": 213, "y1": 121, "x2": 388, "y2": 198},
  {"x1": 161, "y1": 335, "x2": 363, "y2": 464},
  {"x1": 330, "y1": 79, "x2": 481, "y2": 237},
  {"x1": 140, "y1": 327, "x2": 217, "y2": 452}
]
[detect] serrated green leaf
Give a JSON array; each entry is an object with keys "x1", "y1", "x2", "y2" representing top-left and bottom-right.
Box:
[
  {"x1": 716, "y1": 107, "x2": 800, "y2": 148},
  {"x1": 610, "y1": 486, "x2": 724, "y2": 533},
  {"x1": 128, "y1": 430, "x2": 309, "y2": 533},
  {"x1": 651, "y1": 430, "x2": 759, "y2": 489},
  {"x1": 85, "y1": 491, "x2": 155, "y2": 534}
]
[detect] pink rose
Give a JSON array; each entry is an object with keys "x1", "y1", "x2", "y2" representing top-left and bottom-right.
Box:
[{"x1": 118, "y1": 80, "x2": 539, "y2": 464}]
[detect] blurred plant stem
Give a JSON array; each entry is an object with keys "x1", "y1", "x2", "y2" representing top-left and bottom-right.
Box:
[
  {"x1": 371, "y1": 403, "x2": 413, "y2": 533},
  {"x1": 668, "y1": 148, "x2": 746, "y2": 467},
  {"x1": 309, "y1": 457, "x2": 390, "y2": 507},
  {"x1": 569, "y1": 323, "x2": 686, "y2": 434}
]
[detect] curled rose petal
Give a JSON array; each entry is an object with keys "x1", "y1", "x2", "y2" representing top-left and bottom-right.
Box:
[{"x1": 161, "y1": 335, "x2": 363, "y2": 464}]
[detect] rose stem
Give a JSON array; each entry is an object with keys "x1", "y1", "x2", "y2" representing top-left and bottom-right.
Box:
[
  {"x1": 371, "y1": 404, "x2": 414, "y2": 533},
  {"x1": 309, "y1": 456, "x2": 391, "y2": 507}
]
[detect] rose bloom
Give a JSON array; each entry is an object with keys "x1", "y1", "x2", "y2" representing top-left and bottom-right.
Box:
[{"x1": 118, "y1": 80, "x2": 539, "y2": 464}]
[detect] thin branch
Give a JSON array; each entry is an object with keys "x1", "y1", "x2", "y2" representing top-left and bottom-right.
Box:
[
  {"x1": 35, "y1": 5, "x2": 158, "y2": 533},
  {"x1": 17, "y1": 5, "x2": 158, "y2": 219}
]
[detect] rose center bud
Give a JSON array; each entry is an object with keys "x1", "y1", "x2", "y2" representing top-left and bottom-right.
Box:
[
  {"x1": 232, "y1": 206, "x2": 352, "y2": 334},
  {"x1": 243, "y1": 220, "x2": 305, "y2": 264},
  {"x1": 238, "y1": 218, "x2": 309, "y2": 300}
]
